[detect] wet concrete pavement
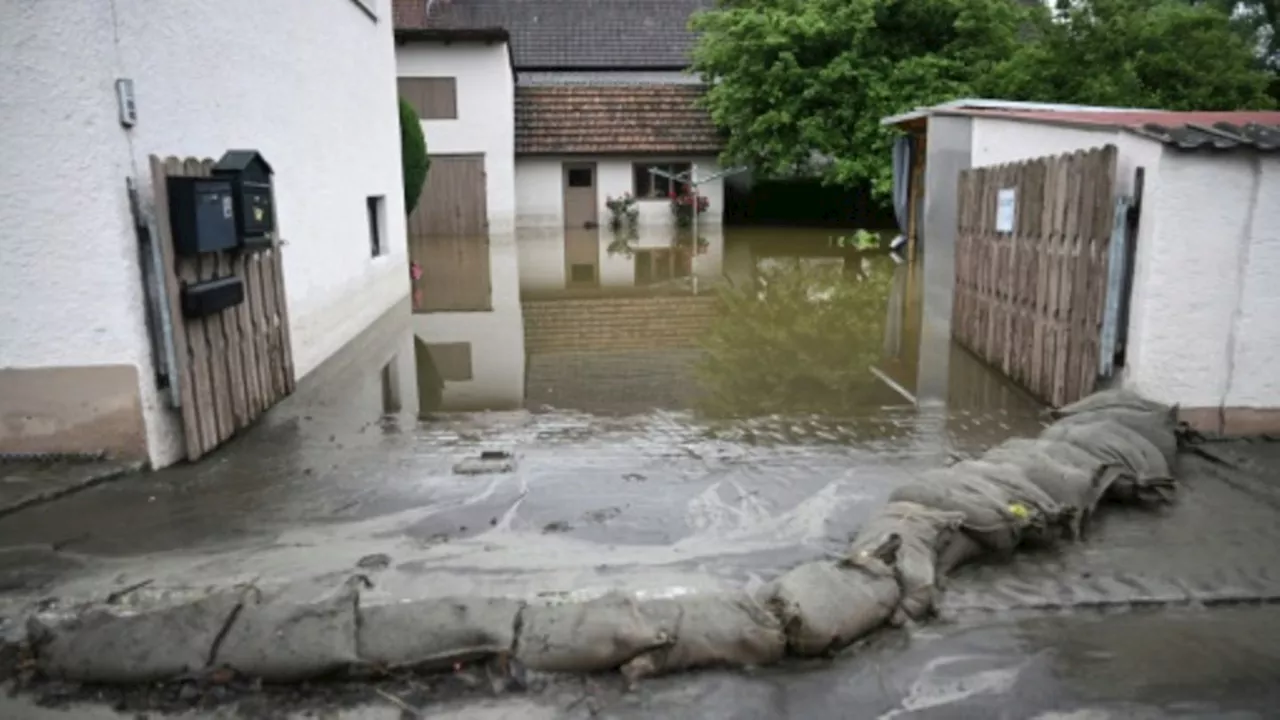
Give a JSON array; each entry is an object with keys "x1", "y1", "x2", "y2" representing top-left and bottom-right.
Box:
[{"x1": 2, "y1": 227, "x2": 1279, "y2": 716}]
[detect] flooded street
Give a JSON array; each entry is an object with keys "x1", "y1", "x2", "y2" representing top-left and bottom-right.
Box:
[{"x1": 2, "y1": 226, "x2": 1280, "y2": 717}]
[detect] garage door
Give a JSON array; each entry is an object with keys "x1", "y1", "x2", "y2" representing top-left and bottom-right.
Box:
[{"x1": 410, "y1": 154, "x2": 487, "y2": 237}]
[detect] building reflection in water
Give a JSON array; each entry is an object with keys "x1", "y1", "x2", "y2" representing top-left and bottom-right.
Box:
[
  {"x1": 398, "y1": 220, "x2": 1043, "y2": 442},
  {"x1": 408, "y1": 232, "x2": 525, "y2": 413}
]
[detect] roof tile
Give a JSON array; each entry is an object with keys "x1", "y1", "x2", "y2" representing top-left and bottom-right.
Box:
[
  {"x1": 393, "y1": 0, "x2": 712, "y2": 69},
  {"x1": 515, "y1": 84, "x2": 722, "y2": 154}
]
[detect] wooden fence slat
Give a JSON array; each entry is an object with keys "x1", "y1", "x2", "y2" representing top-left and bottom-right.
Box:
[
  {"x1": 951, "y1": 145, "x2": 1117, "y2": 407},
  {"x1": 148, "y1": 154, "x2": 297, "y2": 460}
]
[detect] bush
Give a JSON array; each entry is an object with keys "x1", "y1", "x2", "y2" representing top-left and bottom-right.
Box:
[{"x1": 400, "y1": 98, "x2": 429, "y2": 216}]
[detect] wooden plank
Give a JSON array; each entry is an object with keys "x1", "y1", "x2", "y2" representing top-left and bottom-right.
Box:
[
  {"x1": 246, "y1": 252, "x2": 274, "y2": 408},
  {"x1": 149, "y1": 156, "x2": 200, "y2": 460},
  {"x1": 268, "y1": 243, "x2": 297, "y2": 394},
  {"x1": 167, "y1": 157, "x2": 216, "y2": 456},
  {"x1": 233, "y1": 249, "x2": 264, "y2": 419},
  {"x1": 185, "y1": 157, "x2": 235, "y2": 445}
]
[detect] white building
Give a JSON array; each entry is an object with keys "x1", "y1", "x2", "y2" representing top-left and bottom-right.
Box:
[
  {"x1": 393, "y1": 0, "x2": 724, "y2": 289},
  {"x1": 0, "y1": 0, "x2": 409, "y2": 466},
  {"x1": 884, "y1": 101, "x2": 1280, "y2": 435}
]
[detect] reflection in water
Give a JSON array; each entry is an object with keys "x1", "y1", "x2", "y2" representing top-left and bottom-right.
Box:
[
  {"x1": 696, "y1": 254, "x2": 902, "y2": 417},
  {"x1": 401, "y1": 225, "x2": 1041, "y2": 432}
]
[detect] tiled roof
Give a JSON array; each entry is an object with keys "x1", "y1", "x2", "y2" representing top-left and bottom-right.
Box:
[
  {"x1": 515, "y1": 84, "x2": 722, "y2": 154},
  {"x1": 959, "y1": 108, "x2": 1280, "y2": 152},
  {"x1": 393, "y1": 0, "x2": 712, "y2": 69}
]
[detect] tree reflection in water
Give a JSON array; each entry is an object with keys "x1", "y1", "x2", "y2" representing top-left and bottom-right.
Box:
[{"x1": 697, "y1": 254, "x2": 897, "y2": 417}]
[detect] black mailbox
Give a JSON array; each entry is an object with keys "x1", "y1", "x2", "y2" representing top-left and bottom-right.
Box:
[
  {"x1": 167, "y1": 177, "x2": 238, "y2": 256},
  {"x1": 181, "y1": 276, "x2": 244, "y2": 318},
  {"x1": 212, "y1": 149, "x2": 275, "y2": 250}
]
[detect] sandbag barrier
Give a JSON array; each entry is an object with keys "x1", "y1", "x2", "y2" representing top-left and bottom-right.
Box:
[{"x1": 15, "y1": 390, "x2": 1182, "y2": 686}]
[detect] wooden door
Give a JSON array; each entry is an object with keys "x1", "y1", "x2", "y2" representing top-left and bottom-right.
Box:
[
  {"x1": 412, "y1": 154, "x2": 487, "y2": 237},
  {"x1": 562, "y1": 163, "x2": 598, "y2": 229}
]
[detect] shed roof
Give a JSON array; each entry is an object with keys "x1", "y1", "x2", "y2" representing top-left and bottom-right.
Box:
[
  {"x1": 515, "y1": 84, "x2": 722, "y2": 154},
  {"x1": 947, "y1": 108, "x2": 1280, "y2": 152},
  {"x1": 393, "y1": 0, "x2": 712, "y2": 69}
]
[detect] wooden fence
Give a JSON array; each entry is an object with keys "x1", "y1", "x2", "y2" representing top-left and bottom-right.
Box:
[
  {"x1": 150, "y1": 156, "x2": 296, "y2": 461},
  {"x1": 953, "y1": 145, "x2": 1117, "y2": 407}
]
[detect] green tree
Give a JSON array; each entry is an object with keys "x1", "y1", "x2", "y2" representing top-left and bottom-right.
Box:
[
  {"x1": 692, "y1": 0, "x2": 1026, "y2": 196},
  {"x1": 989, "y1": 0, "x2": 1275, "y2": 111},
  {"x1": 691, "y1": 0, "x2": 1274, "y2": 197},
  {"x1": 399, "y1": 98, "x2": 430, "y2": 215}
]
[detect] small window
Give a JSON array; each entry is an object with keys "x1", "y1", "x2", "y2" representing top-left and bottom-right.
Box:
[
  {"x1": 367, "y1": 195, "x2": 386, "y2": 257},
  {"x1": 570, "y1": 263, "x2": 596, "y2": 283},
  {"x1": 398, "y1": 77, "x2": 457, "y2": 120},
  {"x1": 567, "y1": 168, "x2": 594, "y2": 188},
  {"x1": 633, "y1": 163, "x2": 691, "y2": 199}
]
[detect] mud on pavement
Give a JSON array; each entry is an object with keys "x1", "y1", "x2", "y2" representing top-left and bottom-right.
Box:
[{"x1": 5, "y1": 391, "x2": 1280, "y2": 720}]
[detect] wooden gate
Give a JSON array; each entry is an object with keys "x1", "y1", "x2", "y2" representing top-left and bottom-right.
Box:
[
  {"x1": 150, "y1": 156, "x2": 296, "y2": 461},
  {"x1": 411, "y1": 154, "x2": 487, "y2": 237},
  {"x1": 953, "y1": 145, "x2": 1117, "y2": 407}
]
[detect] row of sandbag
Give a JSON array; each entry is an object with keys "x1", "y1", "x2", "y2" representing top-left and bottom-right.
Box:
[
  {"x1": 522, "y1": 389, "x2": 1184, "y2": 680},
  {"x1": 757, "y1": 389, "x2": 1180, "y2": 659},
  {"x1": 24, "y1": 390, "x2": 1183, "y2": 685}
]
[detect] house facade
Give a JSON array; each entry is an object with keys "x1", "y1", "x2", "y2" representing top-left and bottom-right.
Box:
[
  {"x1": 883, "y1": 101, "x2": 1280, "y2": 434},
  {"x1": 393, "y1": 0, "x2": 724, "y2": 247},
  {"x1": 0, "y1": 0, "x2": 409, "y2": 466}
]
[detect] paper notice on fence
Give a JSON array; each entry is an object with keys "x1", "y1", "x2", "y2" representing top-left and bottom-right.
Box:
[{"x1": 996, "y1": 189, "x2": 1016, "y2": 233}]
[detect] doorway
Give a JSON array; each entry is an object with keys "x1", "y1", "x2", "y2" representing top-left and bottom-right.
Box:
[{"x1": 562, "y1": 162, "x2": 598, "y2": 229}]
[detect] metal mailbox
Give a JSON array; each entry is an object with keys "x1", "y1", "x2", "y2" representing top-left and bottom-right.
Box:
[
  {"x1": 166, "y1": 177, "x2": 238, "y2": 256},
  {"x1": 212, "y1": 149, "x2": 275, "y2": 250}
]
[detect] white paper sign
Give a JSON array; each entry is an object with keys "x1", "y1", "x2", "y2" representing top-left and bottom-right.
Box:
[{"x1": 996, "y1": 188, "x2": 1016, "y2": 232}]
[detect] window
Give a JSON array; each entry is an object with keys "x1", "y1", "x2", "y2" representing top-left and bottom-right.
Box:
[
  {"x1": 398, "y1": 77, "x2": 457, "y2": 120},
  {"x1": 570, "y1": 263, "x2": 596, "y2": 283},
  {"x1": 367, "y1": 195, "x2": 386, "y2": 257},
  {"x1": 567, "y1": 168, "x2": 594, "y2": 188},
  {"x1": 633, "y1": 162, "x2": 691, "y2": 199}
]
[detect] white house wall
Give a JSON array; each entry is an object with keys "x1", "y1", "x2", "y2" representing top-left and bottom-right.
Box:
[
  {"x1": 514, "y1": 156, "x2": 725, "y2": 231},
  {"x1": 397, "y1": 42, "x2": 516, "y2": 237},
  {"x1": 1125, "y1": 151, "x2": 1280, "y2": 422},
  {"x1": 0, "y1": 0, "x2": 408, "y2": 467}
]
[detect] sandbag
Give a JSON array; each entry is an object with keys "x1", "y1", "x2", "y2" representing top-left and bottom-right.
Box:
[
  {"x1": 212, "y1": 581, "x2": 361, "y2": 682},
  {"x1": 515, "y1": 593, "x2": 673, "y2": 673},
  {"x1": 1051, "y1": 388, "x2": 1170, "y2": 418},
  {"x1": 982, "y1": 438, "x2": 1112, "y2": 539},
  {"x1": 28, "y1": 588, "x2": 243, "y2": 683},
  {"x1": 1041, "y1": 419, "x2": 1176, "y2": 505},
  {"x1": 357, "y1": 596, "x2": 521, "y2": 670},
  {"x1": 846, "y1": 501, "x2": 964, "y2": 623},
  {"x1": 619, "y1": 593, "x2": 786, "y2": 681},
  {"x1": 889, "y1": 463, "x2": 1070, "y2": 554},
  {"x1": 1050, "y1": 407, "x2": 1179, "y2": 466},
  {"x1": 760, "y1": 554, "x2": 900, "y2": 657}
]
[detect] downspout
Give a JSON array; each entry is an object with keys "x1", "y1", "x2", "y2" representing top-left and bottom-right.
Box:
[{"x1": 1218, "y1": 154, "x2": 1263, "y2": 433}]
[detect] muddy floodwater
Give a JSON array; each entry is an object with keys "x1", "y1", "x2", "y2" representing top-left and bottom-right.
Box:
[{"x1": 2, "y1": 226, "x2": 1279, "y2": 718}]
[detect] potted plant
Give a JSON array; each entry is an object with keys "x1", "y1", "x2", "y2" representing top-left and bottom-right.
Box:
[{"x1": 670, "y1": 188, "x2": 709, "y2": 228}]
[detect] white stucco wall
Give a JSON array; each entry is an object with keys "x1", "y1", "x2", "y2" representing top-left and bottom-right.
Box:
[
  {"x1": 969, "y1": 116, "x2": 1159, "y2": 198},
  {"x1": 1125, "y1": 152, "x2": 1280, "y2": 410},
  {"x1": 397, "y1": 42, "x2": 516, "y2": 237},
  {"x1": 411, "y1": 237, "x2": 525, "y2": 410},
  {"x1": 514, "y1": 156, "x2": 725, "y2": 230},
  {"x1": 1, "y1": 0, "x2": 408, "y2": 467}
]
